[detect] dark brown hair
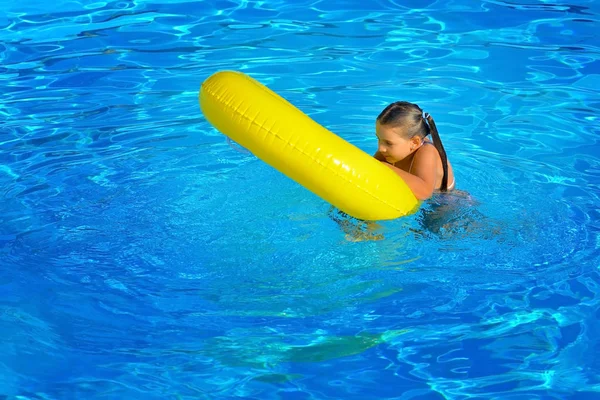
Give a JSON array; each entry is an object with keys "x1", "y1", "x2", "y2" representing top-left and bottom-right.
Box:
[{"x1": 377, "y1": 101, "x2": 449, "y2": 191}]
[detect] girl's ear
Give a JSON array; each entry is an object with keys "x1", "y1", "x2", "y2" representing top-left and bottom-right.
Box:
[{"x1": 410, "y1": 136, "x2": 422, "y2": 148}]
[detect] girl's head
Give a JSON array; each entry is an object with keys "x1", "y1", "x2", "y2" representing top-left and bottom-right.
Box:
[
  {"x1": 375, "y1": 101, "x2": 429, "y2": 163},
  {"x1": 375, "y1": 101, "x2": 449, "y2": 190}
]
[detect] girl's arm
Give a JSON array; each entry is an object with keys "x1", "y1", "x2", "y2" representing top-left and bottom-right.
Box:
[{"x1": 380, "y1": 146, "x2": 439, "y2": 200}]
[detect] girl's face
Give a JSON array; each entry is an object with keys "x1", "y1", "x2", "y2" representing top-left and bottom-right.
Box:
[{"x1": 375, "y1": 122, "x2": 420, "y2": 164}]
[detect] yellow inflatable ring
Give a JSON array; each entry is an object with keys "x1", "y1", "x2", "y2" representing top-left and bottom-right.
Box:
[{"x1": 199, "y1": 71, "x2": 419, "y2": 221}]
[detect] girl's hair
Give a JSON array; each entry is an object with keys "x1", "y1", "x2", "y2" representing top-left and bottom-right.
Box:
[{"x1": 377, "y1": 101, "x2": 449, "y2": 191}]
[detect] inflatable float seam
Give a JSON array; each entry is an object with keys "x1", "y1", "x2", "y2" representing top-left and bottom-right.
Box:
[{"x1": 203, "y1": 84, "x2": 402, "y2": 213}]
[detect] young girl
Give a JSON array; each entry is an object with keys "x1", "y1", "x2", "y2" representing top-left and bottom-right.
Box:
[
  {"x1": 374, "y1": 101, "x2": 454, "y2": 200},
  {"x1": 330, "y1": 101, "x2": 457, "y2": 240}
]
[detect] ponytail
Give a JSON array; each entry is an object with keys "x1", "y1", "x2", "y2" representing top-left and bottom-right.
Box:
[{"x1": 424, "y1": 114, "x2": 449, "y2": 191}]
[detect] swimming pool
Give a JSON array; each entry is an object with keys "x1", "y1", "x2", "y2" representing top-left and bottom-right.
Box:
[{"x1": 1, "y1": 0, "x2": 599, "y2": 398}]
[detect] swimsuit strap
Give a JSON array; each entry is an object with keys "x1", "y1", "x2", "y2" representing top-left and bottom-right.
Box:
[{"x1": 408, "y1": 153, "x2": 416, "y2": 174}]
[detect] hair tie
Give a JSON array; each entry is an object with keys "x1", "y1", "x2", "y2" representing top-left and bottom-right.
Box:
[{"x1": 422, "y1": 112, "x2": 431, "y2": 136}]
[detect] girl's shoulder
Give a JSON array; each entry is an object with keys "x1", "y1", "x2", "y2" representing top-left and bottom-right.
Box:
[
  {"x1": 410, "y1": 141, "x2": 440, "y2": 172},
  {"x1": 414, "y1": 140, "x2": 438, "y2": 160}
]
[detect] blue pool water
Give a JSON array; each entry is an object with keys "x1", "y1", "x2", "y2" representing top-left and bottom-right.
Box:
[{"x1": 1, "y1": 0, "x2": 600, "y2": 398}]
